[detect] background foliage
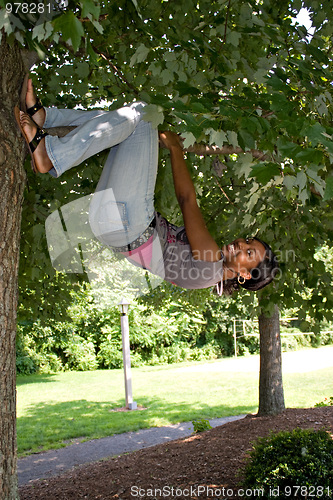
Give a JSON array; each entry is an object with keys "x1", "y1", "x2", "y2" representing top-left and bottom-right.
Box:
[{"x1": 16, "y1": 281, "x2": 333, "y2": 374}]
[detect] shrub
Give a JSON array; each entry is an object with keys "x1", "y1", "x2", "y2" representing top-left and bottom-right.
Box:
[
  {"x1": 315, "y1": 397, "x2": 333, "y2": 407},
  {"x1": 241, "y1": 428, "x2": 333, "y2": 499},
  {"x1": 97, "y1": 339, "x2": 124, "y2": 369},
  {"x1": 16, "y1": 351, "x2": 38, "y2": 375},
  {"x1": 192, "y1": 419, "x2": 212, "y2": 433},
  {"x1": 33, "y1": 352, "x2": 63, "y2": 373},
  {"x1": 64, "y1": 336, "x2": 98, "y2": 371},
  {"x1": 16, "y1": 334, "x2": 38, "y2": 375}
]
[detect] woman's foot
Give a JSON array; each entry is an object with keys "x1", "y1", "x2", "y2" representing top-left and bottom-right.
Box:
[
  {"x1": 19, "y1": 112, "x2": 53, "y2": 173},
  {"x1": 25, "y1": 78, "x2": 46, "y2": 128}
]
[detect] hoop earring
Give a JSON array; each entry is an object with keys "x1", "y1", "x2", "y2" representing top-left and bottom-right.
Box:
[{"x1": 238, "y1": 275, "x2": 246, "y2": 284}]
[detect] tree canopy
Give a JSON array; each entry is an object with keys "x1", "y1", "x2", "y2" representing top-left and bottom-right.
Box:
[
  {"x1": 1, "y1": 2, "x2": 333, "y2": 495},
  {"x1": 1, "y1": 0, "x2": 332, "y2": 323}
]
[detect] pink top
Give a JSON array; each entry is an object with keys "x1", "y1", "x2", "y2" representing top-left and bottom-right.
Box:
[
  {"x1": 121, "y1": 235, "x2": 154, "y2": 269},
  {"x1": 119, "y1": 212, "x2": 224, "y2": 291}
]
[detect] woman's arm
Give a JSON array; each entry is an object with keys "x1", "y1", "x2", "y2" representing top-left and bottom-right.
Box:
[{"x1": 159, "y1": 131, "x2": 221, "y2": 262}]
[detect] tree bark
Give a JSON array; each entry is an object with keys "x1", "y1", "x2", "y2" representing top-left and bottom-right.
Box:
[
  {"x1": 258, "y1": 304, "x2": 285, "y2": 416},
  {"x1": 0, "y1": 35, "x2": 27, "y2": 499}
]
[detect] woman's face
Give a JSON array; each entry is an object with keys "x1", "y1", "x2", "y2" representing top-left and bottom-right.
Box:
[{"x1": 221, "y1": 238, "x2": 266, "y2": 279}]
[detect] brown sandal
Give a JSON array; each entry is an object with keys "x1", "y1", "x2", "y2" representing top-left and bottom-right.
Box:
[
  {"x1": 14, "y1": 106, "x2": 48, "y2": 173},
  {"x1": 20, "y1": 73, "x2": 44, "y2": 118}
]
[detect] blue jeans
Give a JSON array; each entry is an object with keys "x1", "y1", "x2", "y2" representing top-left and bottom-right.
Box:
[{"x1": 44, "y1": 103, "x2": 159, "y2": 247}]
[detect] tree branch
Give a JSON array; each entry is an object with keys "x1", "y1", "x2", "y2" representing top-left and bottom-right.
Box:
[
  {"x1": 79, "y1": 14, "x2": 109, "y2": 23},
  {"x1": 45, "y1": 126, "x2": 270, "y2": 161},
  {"x1": 44, "y1": 126, "x2": 323, "y2": 198},
  {"x1": 45, "y1": 126, "x2": 76, "y2": 137},
  {"x1": 185, "y1": 143, "x2": 270, "y2": 161},
  {"x1": 91, "y1": 46, "x2": 139, "y2": 95},
  {"x1": 223, "y1": 0, "x2": 232, "y2": 44},
  {"x1": 20, "y1": 49, "x2": 39, "y2": 72}
]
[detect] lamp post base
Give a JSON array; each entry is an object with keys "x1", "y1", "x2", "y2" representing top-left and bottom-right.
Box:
[{"x1": 127, "y1": 401, "x2": 138, "y2": 410}]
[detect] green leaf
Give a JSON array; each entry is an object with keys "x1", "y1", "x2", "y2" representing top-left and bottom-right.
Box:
[
  {"x1": 246, "y1": 190, "x2": 260, "y2": 211},
  {"x1": 76, "y1": 61, "x2": 90, "y2": 79},
  {"x1": 314, "y1": 94, "x2": 329, "y2": 117},
  {"x1": 28, "y1": 37, "x2": 46, "y2": 59},
  {"x1": 320, "y1": 133, "x2": 333, "y2": 155},
  {"x1": 191, "y1": 102, "x2": 209, "y2": 114},
  {"x1": 53, "y1": 11, "x2": 84, "y2": 52},
  {"x1": 208, "y1": 129, "x2": 227, "y2": 148},
  {"x1": 276, "y1": 137, "x2": 300, "y2": 158},
  {"x1": 161, "y1": 68, "x2": 173, "y2": 85},
  {"x1": 227, "y1": 31, "x2": 241, "y2": 47},
  {"x1": 306, "y1": 45, "x2": 330, "y2": 65},
  {"x1": 80, "y1": 0, "x2": 100, "y2": 20},
  {"x1": 253, "y1": 67, "x2": 269, "y2": 84},
  {"x1": 242, "y1": 213, "x2": 254, "y2": 227},
  {"x1": 283, "y1": 175, "x2": 295, "y2": 191},
  {"x1": 143, "y1": 105, "x2": 164, "y2": 129},
  {"x1": 295, "y1": 170, "x2": 307, "y2": 190},
  {"x1": 130, "y1": 0, "x2": 142, "y2": 19},
  {"x1": 90, "y1": 15, "x2": 104, "y2": 34},
  {"x1": 0, "y1": 9, "x2": 25, "y2": 33},
  {"x1": 304, "y1": 122, "x2": 327, "y2": 147},
  {"x1": 151, "y1": 95, "x2": 173, "y2": 108},
  {"x1": 238, "y1": 130, "x2": 256, "y2": 150},
  {"x1": 267, "y1": 75, "x2": 287, "y2": 91},
  {"x1": 130, "y1": 43, "x2": 150, "y2": 66},
  {"x1": 176, "y1": 82, "x2": 201, "y2": 97},
  {"x1": 299, "y1": 188, "x2": 309, "y2": 205},
  {"x1": 174, "y1": 112, "x2": 202, "y2": 137},
  {"x1": 292, "y1": 0, "x2": 303, "y2": 12},
  {"x1": 324, "y1": 177, "x2": 333, "y2": 201},
  {"x1": 32, "y1": 23, "x2": 46, "y2": 42},
  {"x1": 182, "y1": 132, "x2": 196, "y2": 149},
  {"x1": 174, "y1": 100, "x2": 188, "y2": 112},
  {"x1": 236, "y1": 153, "x2": 255, "y2": 179},
  {"x1": 227, "y1": 130, "x2": 239, "y2": 148},
  {"x1": 249, "y1": 163, "x2": 280, "y2": 184},
  {"x1": 295, "y1": 148, "x2": 324, "y2": 164}
]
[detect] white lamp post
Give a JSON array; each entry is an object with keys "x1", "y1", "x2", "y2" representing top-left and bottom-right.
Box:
[{"x1": 118, "y1": 298, "x2": 137, "y2": 410}]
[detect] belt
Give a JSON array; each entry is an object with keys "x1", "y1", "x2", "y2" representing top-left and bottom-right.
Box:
[{"x1": 111, "y1": 217, "x2": 156, "y2": 253}]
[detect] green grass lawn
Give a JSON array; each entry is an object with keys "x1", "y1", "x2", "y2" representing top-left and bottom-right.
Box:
[{"x1": 17, "y1": 350, "x2": 333, "y2": 456}]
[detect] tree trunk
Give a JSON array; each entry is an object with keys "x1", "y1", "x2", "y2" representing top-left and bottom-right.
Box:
[
  {"x1": 258, "y1": 304, "x2": 285, "y2": 415},
  {"x1": 0, "y1": 35, "x2": 27, "y2": 499}
]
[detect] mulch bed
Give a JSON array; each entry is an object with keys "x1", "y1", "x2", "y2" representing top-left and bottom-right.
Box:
[{"x1": 19, "y1": 407, "x2": 333, "y2": 499}]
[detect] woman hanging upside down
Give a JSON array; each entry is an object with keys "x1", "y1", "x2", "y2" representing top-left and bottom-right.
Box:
[{"x1": 15, "y1": 77, "x2": 279, "y2": 295}]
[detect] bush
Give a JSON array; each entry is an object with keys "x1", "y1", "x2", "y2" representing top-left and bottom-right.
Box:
[
  {"x1": 64, "y1": 336, "x2": 98, "y2": 371},
  {"x1": 97, "y1": 339, "x2": 124, "y2": 369},
  {"x1": 33, "y1": 352, "x2": 63, "y2": 373},
  {"x1": 192, "y1": 418, "x2": 212, "y2": 433},
  {"x1": 241, "y1": 428, "x2": 333, "y2": 499},
  {"x1": 16, "y1": 334, "x2": 38, "y2": 375},
  {"x1": 315, "y1": 397, "x2": 333, "y2": 407}
]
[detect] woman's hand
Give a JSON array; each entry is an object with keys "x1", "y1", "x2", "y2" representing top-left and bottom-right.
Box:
[{"x1": 159, "y1": 131, "x2": 183, "y2": 151}]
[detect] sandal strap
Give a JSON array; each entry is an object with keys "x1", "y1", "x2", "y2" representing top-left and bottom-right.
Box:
[
  {"x1": 29, "y1": 127, "x2": 48, "y2": 154},
  {"x1": 26, "y1": 97, "x2": 43, "y2": 117}
]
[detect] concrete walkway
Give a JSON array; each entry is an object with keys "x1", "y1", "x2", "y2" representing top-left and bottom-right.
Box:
[
  {"x1": 18, "y1": 415, "x2": 245, "y2": 486},
  {"x1": 176, "y1": 345, "x2": 333, "y2": 374}
]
